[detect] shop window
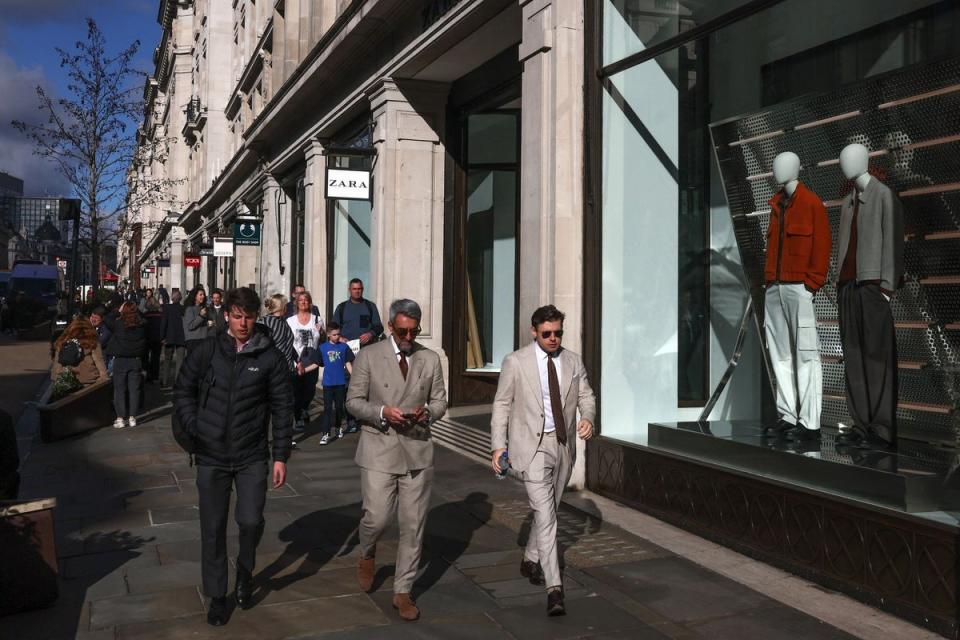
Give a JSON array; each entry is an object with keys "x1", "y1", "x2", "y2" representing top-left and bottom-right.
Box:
[
  {"x1": 595, "y1": 0, "x2": 959, "y2": 440},
  {"x1": 464, "y1": 110, "x2": 519, "y2": 371},
  {"x1": 327, "y1": 153, "x2": 373, "y2": 306}
]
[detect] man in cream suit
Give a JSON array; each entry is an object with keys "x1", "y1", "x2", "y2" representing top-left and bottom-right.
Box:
[
  {"x1": 491, "y1": 304, "x2": 596, "y2": 616},
  {"x1": 346, "y1": 298, "x2": 447, "y2": 622}
]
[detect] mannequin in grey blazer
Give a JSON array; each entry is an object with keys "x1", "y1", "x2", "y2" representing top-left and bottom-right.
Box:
[
  {"x1": 346, "y1": 298, "x2": 446, "y2": 620},
  {"x1": 490, "y1": 304, "x2": 596, "y2": 616}
]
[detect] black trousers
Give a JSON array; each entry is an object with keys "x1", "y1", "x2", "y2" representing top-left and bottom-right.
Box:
[
  {"x1": 196, "y1": 461, "x2": 268, "y2": 597},
  {"x1": 838, "y1": 282, "x2": 898, "y2": 443},
  {"x1": 322, "y1": 385, "x2": 346, "y2": 436},
  {"x1": 293, "y1": 368, "x2": 319, "y2": 421}
]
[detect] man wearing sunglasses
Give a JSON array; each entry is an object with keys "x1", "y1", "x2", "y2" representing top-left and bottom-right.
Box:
[
  {"x1": 346, "y1": 298, "x2": 447, "y2": 622},
  {"x1": 490, "y1": 304, "x2": 596, "y2": 616}
]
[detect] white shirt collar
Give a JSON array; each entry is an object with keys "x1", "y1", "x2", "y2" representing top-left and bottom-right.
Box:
[{"x1": 535, "y1": 341, "x2": 561, "y2": 360}]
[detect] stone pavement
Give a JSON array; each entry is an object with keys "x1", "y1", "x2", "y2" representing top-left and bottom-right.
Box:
[{"x1": 6, "y1": 385, "x2": 863, "y2": 640}]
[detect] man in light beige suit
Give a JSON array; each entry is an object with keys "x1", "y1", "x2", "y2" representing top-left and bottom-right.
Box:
[
  {"x1": 346, "y1": 298, "x2": 447, "y2": 622},
  {"x1": 491, "y1": 304, "x2": 596, "y2": 616}
]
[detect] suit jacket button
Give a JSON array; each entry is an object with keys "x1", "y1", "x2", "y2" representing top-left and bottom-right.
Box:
[{"x1": 536, "y1": 432, "x2": 540, "y2": 437}]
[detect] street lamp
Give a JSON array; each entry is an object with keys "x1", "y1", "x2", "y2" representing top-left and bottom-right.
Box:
[{"x1": 58, "y1": 198, "x2": 81, "y2": 317}]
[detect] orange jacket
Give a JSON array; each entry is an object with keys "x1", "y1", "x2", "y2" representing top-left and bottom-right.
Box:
[{"x1": 764, "y1": 182, "x2": 832, "y2": 291}]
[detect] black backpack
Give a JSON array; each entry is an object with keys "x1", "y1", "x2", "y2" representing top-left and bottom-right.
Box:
[
  {"x1": 57, "y1": 339, "x2": 84, "y2": 367},
  {"x1": 171, "y1": 339, "x2": 216, "y2": 456}
]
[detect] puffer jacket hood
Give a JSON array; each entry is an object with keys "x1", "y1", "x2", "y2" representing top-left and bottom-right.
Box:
[{"x1": 173, "y1": 327, "x2": 293, "y2": 466}]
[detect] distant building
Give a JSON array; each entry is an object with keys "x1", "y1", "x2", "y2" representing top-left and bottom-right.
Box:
[{"x1": 0, "y1": 172, "x2": 24, "y2": 199}]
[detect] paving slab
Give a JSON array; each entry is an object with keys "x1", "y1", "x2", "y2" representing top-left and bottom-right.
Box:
[
  {"x1": 124, "y1": 560, "x2": 204, "y2": 595},
  {"x1": 687, "y1": 604, "x2": 858, "y2": 639},
  {"x1": 488, "y1": 594, "x2": 663, "y2": 639},
  {"x1": 88, "y1": 585, "x2": 204, "y2": 629},
  {"x1": 583, "y1": 557, "x2": 774, "y2": 624}
]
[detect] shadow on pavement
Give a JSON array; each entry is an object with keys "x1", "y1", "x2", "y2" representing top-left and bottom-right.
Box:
[{"x1": 416, "y1": 491, "x2": 492, "y2": 597}]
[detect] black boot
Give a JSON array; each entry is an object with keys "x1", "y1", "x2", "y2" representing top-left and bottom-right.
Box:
[
  {"x1": 236, "y1": 566, "x2": 253, "y2": 610},
  {"x1": 763, "y1": 419, "x2": 793, "y2": 438},
  {"x1": 787, "y1": 424, "x2": 821, "y2": 442},
  {"x1": 520, "y1": 559, "x2": 545, "y2": 586},
  {"x1": 207, "y1": 596, "x2": 229, "y2": 626},
  {"x1": 546, "y1": 587, "x2": 566, "y2": 616}
]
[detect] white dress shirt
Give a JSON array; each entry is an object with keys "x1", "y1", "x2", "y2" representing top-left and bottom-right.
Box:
[{"x1": 535, "y1": 342, "x2": 562, "y2": 433}]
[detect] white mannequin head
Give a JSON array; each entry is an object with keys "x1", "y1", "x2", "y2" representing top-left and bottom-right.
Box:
[
  {"x1": 840, "y1": 143, "x2": 870, "y2": 181},
  {"x1": 772, "y1": 152, "x2": 800, "y2": 195}
]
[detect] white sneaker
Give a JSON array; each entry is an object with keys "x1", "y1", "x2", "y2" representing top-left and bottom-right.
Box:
[
  {"x1": 113, "y1": 418, "x2": 126, "y2": 429},
  {"x1": 319, "y1": 434, "x2": 330, "y2": 446},
  {"x1": 128, "y1": 416, "x2": 137, "y2": 428},
  {"x1": 338, "y1": 427, "x2": 345, "y2": 439}
]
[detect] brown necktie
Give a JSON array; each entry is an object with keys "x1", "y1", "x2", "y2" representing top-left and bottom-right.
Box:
[
  {"x1": 547, "y1": 356, "x2": 567, "y2": 444},
  {"x1": 399, "y1": 352, "x2": 408, "y2": 380}
]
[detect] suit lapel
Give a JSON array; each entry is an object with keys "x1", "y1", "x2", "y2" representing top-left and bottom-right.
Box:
[
  {"x1": 380, "y1": 341, "x2": 405, "y2": 404},
  {"x1": 559, "y1": 349, "x2": 574, "y2": 403},
  {"x1": 400, "y1": 346, "x2": 426, "y2": 398},
  {"x1": 520, "y1": 343, "x2": 544, "y2": 409}
]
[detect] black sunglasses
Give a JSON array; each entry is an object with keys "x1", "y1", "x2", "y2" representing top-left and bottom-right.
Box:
[
  {"x1": 540, "y1": 330, "x2": 564, "y2": 339},
  {"x1": 394, "y1": 326, "x2": 421, "y2": 338}
]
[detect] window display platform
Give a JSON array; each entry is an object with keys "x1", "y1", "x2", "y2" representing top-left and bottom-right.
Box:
[
  {"x1": 647, "y1": 421, "x2": 960, "y2": 514},
  {"x1": 586, "y1": 427, "x2": 960, "y2": 638}
]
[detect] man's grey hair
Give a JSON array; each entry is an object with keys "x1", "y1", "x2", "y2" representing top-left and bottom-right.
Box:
[{"x1": 389, "y1": 298, "x2": 422, "y2": 324}]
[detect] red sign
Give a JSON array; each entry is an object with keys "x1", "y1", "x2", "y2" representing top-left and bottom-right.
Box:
[{"x1": 184, "y1": 255, "x2": 201, "y2": 268}]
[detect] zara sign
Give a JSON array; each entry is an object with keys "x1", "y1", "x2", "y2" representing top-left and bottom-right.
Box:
[{"x1": 325, "y1": 168, "x2": 371, "y2": 201}]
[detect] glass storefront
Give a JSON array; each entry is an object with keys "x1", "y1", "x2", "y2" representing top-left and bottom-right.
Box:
[
  {"x1": 596, "y1": 0, "x2": 960, "y2": 445},
  {"x1": 464, "y1": 109, "x2": 519, "y2": 371},
  {"x1": 327, "y1": 153, "x2": 373, "y2": 310}
]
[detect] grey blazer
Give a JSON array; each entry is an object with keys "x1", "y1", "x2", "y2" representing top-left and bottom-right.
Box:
[
  {"x1": 836, "y1": 178, "x2": 904, "y2": 292},
  {"x1": 346, "y1": 338, "x2": 447, "y2": 474},
  {"x1": 490, "y1": 343, "x2": 597, "y2": 473},
  {"x1": 182, "y1": 305, "x2": 211, "y2": 342}
]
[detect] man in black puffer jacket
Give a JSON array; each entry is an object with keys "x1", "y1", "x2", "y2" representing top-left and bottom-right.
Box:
[{"x1": 174, "y1": 287, "x2": 293, "y2": 626}]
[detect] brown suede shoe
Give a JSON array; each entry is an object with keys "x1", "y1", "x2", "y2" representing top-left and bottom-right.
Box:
[
  {"x1": 392, "y1": 593, "x2": 420, "y2": 621},
  {"x1": 357, "y1": 555, "x2": 375, "y2": 592}
]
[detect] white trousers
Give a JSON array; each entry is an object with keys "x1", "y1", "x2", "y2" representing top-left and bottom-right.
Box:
[{"x1": 764, "y1": 283, "x2": 823, "y2": 430}]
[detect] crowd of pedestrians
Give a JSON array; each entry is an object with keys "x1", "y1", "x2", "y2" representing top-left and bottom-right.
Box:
[{"x1": 43, "y1": 277, "x2": 594, "y2": 626}]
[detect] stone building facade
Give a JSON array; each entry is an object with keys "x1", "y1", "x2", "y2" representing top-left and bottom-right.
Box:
[{"x1": 126, "y1": 0, "x2": 589, "y2": 483}]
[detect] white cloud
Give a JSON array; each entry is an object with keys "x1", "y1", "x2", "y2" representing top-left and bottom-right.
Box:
[{"x1": 0, "y1": 50, "x2": 71, "y2": 196}]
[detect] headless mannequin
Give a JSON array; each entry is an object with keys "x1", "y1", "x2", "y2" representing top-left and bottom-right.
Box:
[
  {"x1": 839, "y1": 143, "x2": 871, "y2": 193},
  {"x1": 763, "y1": 151, "x2": 828, "y2": 439},
  {"x1": 835, "y1": 142, "x2": 900, "y2": 447},
  {"x1": 772, "y1": 151, "x2": 800, "y2": 196}
]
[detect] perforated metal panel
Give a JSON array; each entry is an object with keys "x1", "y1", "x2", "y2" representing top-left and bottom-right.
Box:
[{"x1": 710, "y1": 57, "x2": 960, "y2": 445}]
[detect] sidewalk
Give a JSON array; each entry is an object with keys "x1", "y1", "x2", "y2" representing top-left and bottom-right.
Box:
[{"x1": 3, "y1": 387, "x2": 900, "y2": 639}]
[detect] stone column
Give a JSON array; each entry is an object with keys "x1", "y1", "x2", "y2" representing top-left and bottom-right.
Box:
[
  {"x1": 519, "y1": 0, "x2": 587, "y2": 487},
  {"x1": 303, "y1": 139, "x2": 328, "y2": 311},
  {"x1": 368, "y1": 78, "x2": 450, "y2": 378},
  {"x1": 259, "y1": 175, "x2": 290, "y2": 298},
  {"x1": 169, "y1": 228, "x2": 184, "y2": 294}
]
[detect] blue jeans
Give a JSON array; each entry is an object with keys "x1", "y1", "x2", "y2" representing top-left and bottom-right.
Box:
[{"x1": 322, "y1": 385, "x2": 346, "y2": 436}]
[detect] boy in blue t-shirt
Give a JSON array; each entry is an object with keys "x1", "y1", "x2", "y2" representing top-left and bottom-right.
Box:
[{"x1": 299, "y1": 322, "x2": 355, "y2": 445}]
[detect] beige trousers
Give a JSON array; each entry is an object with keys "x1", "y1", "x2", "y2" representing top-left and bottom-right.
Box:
[
  {"x1": 522, "y1": 432, "x2": 572, "y2": 590},
  {"x1": 358, "y1": 466, "x2": 433, "y2": 594}
]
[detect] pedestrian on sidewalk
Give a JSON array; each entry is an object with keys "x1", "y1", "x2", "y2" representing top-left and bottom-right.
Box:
[
  {"x1": 142, "y1": 299, "x2": 164, "y2": 383},
  {"x1": 50, "y1": 316, "x2": 109, "y2": 391},
  {"x1": 490, "y1": 304, "x2": 597, "y2": 617},
  {"x1": 104, "y1": 301, "x2": 146, "y2": 430},
  {"x1": 346, "y1": 298, "x2": 447, "y2": 622},
  {"x1": 258, "y1": 293, "x2": 296, "y2": 372},
  {"x1": 183, "y1": 286, "x2": 212, "y2": 352},
  {"x1": 286, "y1": 290, "x2": 324, "y2": 431},
  {"x1": 159, "y1": 290, "x2": 186, "y2": 388},
  {"x1": 173, "y1": 287, "x2": 293, "y2": 627},
  {"x1": 298, "y1": 322, "x2": 354, "y2": 446},
  {"x1": 333, "y1": 278, "x2": 383, "y2": 434}
]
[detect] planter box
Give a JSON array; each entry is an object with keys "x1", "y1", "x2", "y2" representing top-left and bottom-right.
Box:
[
  {"x1": 39, "y1": 378, "x2": 114, "y2": 442},
  {"x1": 0, "y1": 498, "x2": 58, "y2": 616}
]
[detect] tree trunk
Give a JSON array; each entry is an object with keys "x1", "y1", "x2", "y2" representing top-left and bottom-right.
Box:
[{"x1": 90, "y1": 215, "x2": 100, "y2": 295}]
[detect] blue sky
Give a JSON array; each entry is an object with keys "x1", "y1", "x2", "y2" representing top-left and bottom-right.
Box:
[{"x1": 0, "y1": 0, "x2": 161, "y2": 196}]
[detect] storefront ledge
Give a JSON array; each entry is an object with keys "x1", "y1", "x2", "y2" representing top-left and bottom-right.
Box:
[{"x1": 586, "y1": 431, "x2": 960, "y2": 639}]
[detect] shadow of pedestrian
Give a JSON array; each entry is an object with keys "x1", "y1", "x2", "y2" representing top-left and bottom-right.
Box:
[
  {"x1": 414, "y1": 491, "x2": 492, "y2": 598},
  {"x1": 251, "y1": 501, "x2": 362, "y2": 604}
]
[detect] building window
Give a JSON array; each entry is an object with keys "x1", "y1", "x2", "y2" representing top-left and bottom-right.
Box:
[
  {"x1": 463, "y1": 109, "x2": 520, "y2": 371},
  {"x1": 593, "y1": 0, "x2": 960, "y2": 441}
]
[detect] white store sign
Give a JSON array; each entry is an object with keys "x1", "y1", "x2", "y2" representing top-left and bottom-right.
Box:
[
  {"x1": 326, "y1": 168, "x2": 371, "y2": 201},
  {"x1": 213, "y1": 237, "x2": 235, "y2": 258}
]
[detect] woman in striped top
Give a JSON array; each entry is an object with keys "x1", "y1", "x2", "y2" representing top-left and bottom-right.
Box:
[{"x1": 259, "y1": 293, "x2": 296, "y2": 372}]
